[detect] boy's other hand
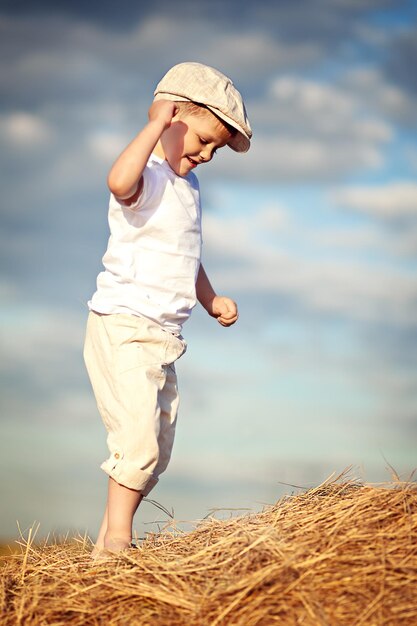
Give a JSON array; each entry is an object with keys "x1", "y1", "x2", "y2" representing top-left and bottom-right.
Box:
[
  {"x1": 209, "y1": 296, "x2": 239, "y2": 327},
  {"x1": 148, "y1": 100, "x2": 179, "y2": 130}
]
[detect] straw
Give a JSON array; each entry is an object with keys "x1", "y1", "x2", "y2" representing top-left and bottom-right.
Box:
[{"x1": 1, "y1": 474, "x2": 416, "y2": 625}]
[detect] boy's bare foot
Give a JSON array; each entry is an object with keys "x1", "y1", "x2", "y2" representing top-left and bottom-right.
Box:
[
  {"x1": 90, "y1": 547, "x2": 113, "y2": 562},
  {"x1": 91, "y1": 544, "x2": 103, "y2": 559},
  {"x1": 104, "y1": 536, "x2": 131, "y2": 552},
  {"x1": 90, "y1": 539, "x2": 136, "y2": 561}
]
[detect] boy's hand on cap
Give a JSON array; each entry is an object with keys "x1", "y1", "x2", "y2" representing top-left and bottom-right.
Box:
[
  {"x1": 210, "y1": 296, "x2": 239, "y2": 327},
  {"x1": 148, "y1": 100, "x2": 179, "y2": 130}
]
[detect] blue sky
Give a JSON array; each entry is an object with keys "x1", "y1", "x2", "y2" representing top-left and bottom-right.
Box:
[{"x1": 1, "y1": 0, "x2": 416, "y2": 541}]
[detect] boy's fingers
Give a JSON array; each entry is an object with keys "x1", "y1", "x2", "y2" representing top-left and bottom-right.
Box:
[
  {"x1": 224, "y1": 310, "x2": 238, "y2": 321},
  {"x1": 218, "y1": 317, "x2": 237, "y2": 327},
  {"x1": 217, "y1": 311, "x2": 239, "y2": 326},
  {"x1": 212, "y1": 297, "x2": 238, "y2": 325}
]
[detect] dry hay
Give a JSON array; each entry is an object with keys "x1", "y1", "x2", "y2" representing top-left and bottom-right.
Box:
[{"x1": 1, "y1": 474, "x2": 417, "y2": 625}]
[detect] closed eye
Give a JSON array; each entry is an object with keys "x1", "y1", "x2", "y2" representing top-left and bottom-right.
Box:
[{"x1": 199, "y1": 137, "x2": 208, "y2": 145}]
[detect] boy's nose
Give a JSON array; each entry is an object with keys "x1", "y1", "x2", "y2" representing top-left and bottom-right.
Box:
[{"x1": 200, "y1": 147, "x2": 213, "y2": 162}]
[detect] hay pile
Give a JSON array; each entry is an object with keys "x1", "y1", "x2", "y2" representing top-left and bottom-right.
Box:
[{"x1": 1, "y1": 476, "x2": 417, "y2": 625}]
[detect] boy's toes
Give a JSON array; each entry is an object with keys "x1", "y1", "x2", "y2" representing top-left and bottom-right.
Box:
[
  {"x1": 90, "y1": 538, "x2": 138, "y2": 561},
  {"x1": 90, "y1": 547, "x2": 114, "y2": 562}
]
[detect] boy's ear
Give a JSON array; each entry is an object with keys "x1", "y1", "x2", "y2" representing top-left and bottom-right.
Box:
[{"x1": 171, "y1": 103, "x2": 181, "y2": 121}]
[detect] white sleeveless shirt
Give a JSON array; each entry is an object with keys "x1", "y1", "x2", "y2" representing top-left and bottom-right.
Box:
[{"x1": 88, "y1": 154, "x2": 202, "y2": 334}]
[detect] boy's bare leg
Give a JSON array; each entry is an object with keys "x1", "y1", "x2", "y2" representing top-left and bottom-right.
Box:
[
  {"x1": 91, "y1": 504, "x2": 109, "y2": 557},
  {"x1": 103, "y1": 477, "x2": 143, "y2": 552}
]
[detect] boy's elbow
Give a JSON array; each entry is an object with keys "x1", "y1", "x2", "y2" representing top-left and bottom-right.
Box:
[
  {"x1": 107, "y1": 172, "x2": 123, "y2": 196},
  {"x1": 107, "y1": 172, "x2": 142, "y2": 201}
]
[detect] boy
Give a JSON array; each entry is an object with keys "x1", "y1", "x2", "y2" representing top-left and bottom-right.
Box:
[{"x1": 84, "y1": 62, "x2": 252, "y2": 557}]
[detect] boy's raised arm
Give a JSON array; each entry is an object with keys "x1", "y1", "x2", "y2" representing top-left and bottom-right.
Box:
[{"x1": 107, "y1": 100, "x2": 178, "y2": 200}]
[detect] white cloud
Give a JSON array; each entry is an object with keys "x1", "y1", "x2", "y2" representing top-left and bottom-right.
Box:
[
  {"x1": 214, "y1": 134, "x2": 385, "y2": 181},
  {"x1": 270, "y1": 77, "x2": 354, "y2": 119},
  {"x1": 311, "y1": 224, "x2": 417, "y2": 257},
  {"x1": 406, "y1": 147, "x2": 417, "y2": 173},
  {"x1": 390, "y1": 229, "x2": 417, "y2": 255},
  {"x1": 330, "y1": 182, "x2": 417, "y2": 219},
  {"x1": 0, "y1": 11, "x2": 407, "y2": 185},
  {"x1": 344, "y1": 67, "x2": 416, "y2": 123},
  {"x1": 0, "y1": 308, "x2": 84, "y2": 373},
  {"x1": 254, "y1": 75, "x2": 392, "y2": 140},
  {"x1": 0, "y1": 112, "x2": 55, "y2": 148},
  {"x1": 87, "y1": 130, "x2": 129, "y2": 163},
  {"x1": 202, "y1": 208, "x2": 417, "y2": 327},
  {"x1": 256, "y1": 204, "x2": 291, "y2": 233},
  {"x1": 202, "y1": 32, "x2": 321, "y2": 79},
  {"x1": 0, "y1": 278, "x2": 19, "y2": 301},
  {"x1": 206, "y1": 74, "x2": 393, "y2": 181},
  {"x1": 310, "y1": 226, "x2": 381, "y2": 251}
]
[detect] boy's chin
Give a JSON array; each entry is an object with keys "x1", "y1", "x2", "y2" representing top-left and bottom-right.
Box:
[{"x1": 175, "y1": 159, "x2": 196, "y2": 177}]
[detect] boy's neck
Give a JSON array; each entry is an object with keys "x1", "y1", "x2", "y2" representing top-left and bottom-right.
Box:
[{"x1": 153, "y1": 140, "x2": 165, "y2": 160}]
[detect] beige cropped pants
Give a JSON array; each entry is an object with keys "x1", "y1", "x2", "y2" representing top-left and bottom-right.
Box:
[{"x1": 84, "y1": 311, "x2": 186, "y2": 495}]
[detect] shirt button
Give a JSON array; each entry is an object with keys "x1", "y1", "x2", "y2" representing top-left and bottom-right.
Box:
[{"x1": 114, "y1": 453, "x2": 120, "y2": 459}]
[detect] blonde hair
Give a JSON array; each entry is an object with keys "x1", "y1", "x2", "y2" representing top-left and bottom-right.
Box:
[{"x1": 175, "y1": 101, "x2": 237, "y2": 138}]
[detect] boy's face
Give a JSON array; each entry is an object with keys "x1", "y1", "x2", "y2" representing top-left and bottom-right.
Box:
[{"x1": 160, "y1": 110, "x2": 232, "y2": 177}]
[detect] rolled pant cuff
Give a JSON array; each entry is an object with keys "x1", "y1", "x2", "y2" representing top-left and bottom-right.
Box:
[{"x1": 100, "y1": 459, "x2": 159, "y2": 494}]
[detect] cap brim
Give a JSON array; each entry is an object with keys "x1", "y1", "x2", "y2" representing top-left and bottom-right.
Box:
[{"x1": 205, "y1": 106, "x2": 251, "y2": 153}]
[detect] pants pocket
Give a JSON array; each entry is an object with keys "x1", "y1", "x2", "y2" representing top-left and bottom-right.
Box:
[{"x1": 164, "y1": 334, "x2": 187, "y2": 365}]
